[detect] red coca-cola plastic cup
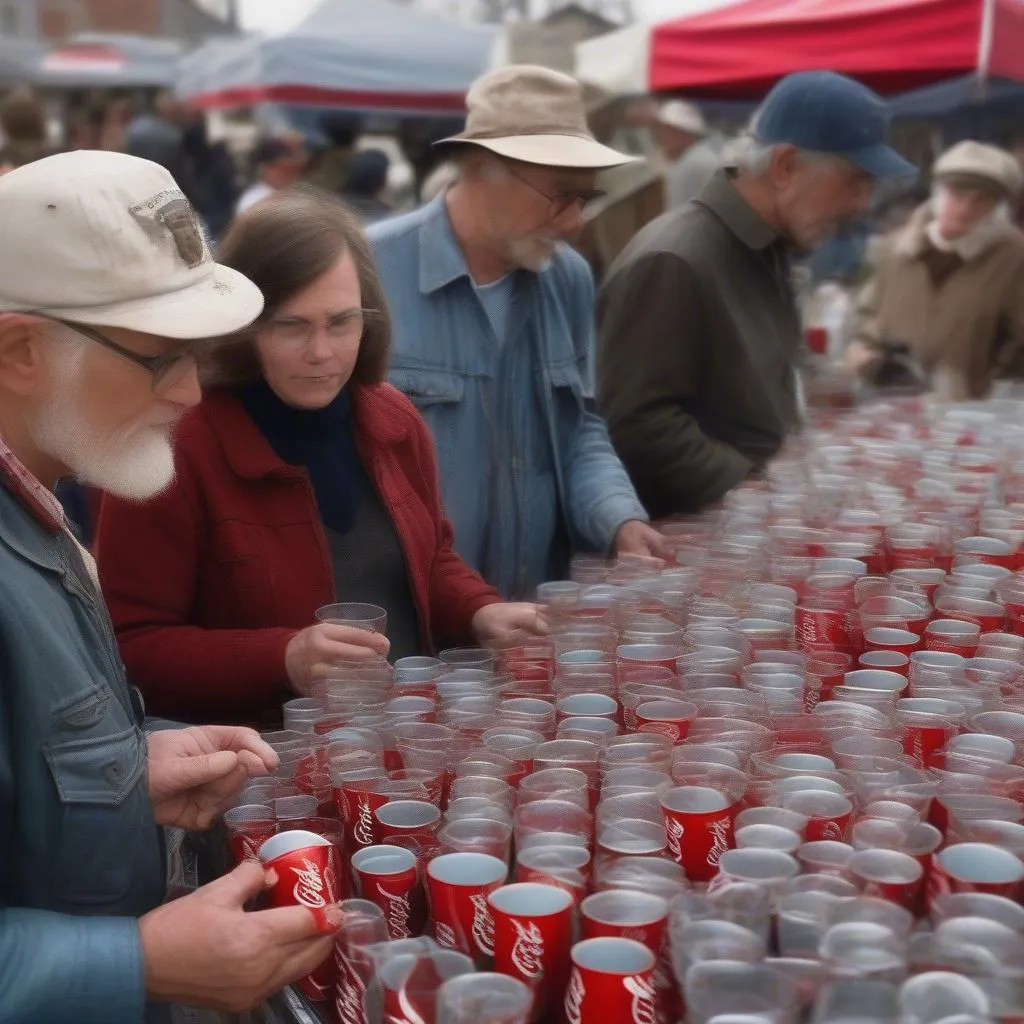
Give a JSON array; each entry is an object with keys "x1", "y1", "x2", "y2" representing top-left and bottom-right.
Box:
[
  {"x1": 930, "y1": 842, "x2": 1024, "y2": 902},
  {"x1": 488, "y1": 882, "x2": 575, "y2": 1023},
  {"x1": 350, "y1": 844, "x2": 424, "y2": 940},
  {"x1": 579, "y1": 890, "x2": 668, "y2": 951},
  {"x1": 659, "y1": 785, "x2": 734, "y2": 883},
  {"x1": 426, "y1": 851, "x2": 507, "y2": 961},
  {"x1": 374, "y1": 799, "x2": 441, "y2": 842},
  {"x1": 224, "y1": 804, "x2": 277, "y2": 864},
  {"x1": 564, "y1": 937, "x2": 657, "y2": 1024},
  {"x1": 259, "y1": 829, "x2": 343, "y2": 1000}
]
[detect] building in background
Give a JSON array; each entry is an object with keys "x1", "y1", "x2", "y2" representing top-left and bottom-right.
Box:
[{"x1": 0, "y1": 0, "x2": 233, "y2": 42}]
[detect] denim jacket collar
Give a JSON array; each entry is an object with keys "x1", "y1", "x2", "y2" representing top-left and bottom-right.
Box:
[{"x1": 418, "y1": 195, "x2": 474, "y2": 296}]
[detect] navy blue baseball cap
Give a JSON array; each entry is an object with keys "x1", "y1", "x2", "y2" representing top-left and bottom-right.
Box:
[{"x1": 754, "y1": 71, "x2": 916, "y2": 179}]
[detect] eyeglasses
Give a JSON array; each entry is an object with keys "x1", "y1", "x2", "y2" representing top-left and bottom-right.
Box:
[
  {"x1": 502, "y1": 162, "x2": 607, "y2": 218},
  {"x1": 262, "y1": 309, "x2": 376, "y2": 352},
  {"x1": 39, "y1": 315, "x2": 201, "y2": 394}
]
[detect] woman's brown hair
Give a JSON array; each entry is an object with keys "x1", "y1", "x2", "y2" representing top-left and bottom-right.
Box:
[{"x1": 207, "y1": 186, "x2": 391, "y2": 387}]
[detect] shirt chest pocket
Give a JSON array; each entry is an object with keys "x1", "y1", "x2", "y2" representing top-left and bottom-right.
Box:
[
  {"x1": 44, "y1": 722, "x2": 149, "y2": 903},
  {"x1": 389, "y1": 367, "x2": 466, "y2": 463}
]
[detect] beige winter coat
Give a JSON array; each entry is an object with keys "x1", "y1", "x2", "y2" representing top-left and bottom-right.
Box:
[{"x1": 854, "y1": 203, "x2": 1024, "y2": 399}]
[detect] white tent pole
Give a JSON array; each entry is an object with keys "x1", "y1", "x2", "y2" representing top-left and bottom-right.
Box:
[{"x1": 976, "y1": 0, "x2": 996, "y2": 88}]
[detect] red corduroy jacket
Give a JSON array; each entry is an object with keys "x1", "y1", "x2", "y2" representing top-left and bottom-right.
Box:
[{"x1": 95, "y1": 385, "x2": 501, "y2": 723}]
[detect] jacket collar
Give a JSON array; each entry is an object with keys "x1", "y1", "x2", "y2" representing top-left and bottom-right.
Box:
[
  {"x1": 419, "y1": 194, "x2": 473, "y2": 295},
  {"x1": 895, "y1": 200, "x2": 1013, "y2": 263},
  {"x1": 697, "y1": 169, "x2": 781, "y2": 251},
  {"x1": 0, "y1": 433, "x2": 63, "y2": 534},
  {"x1": 204, "y1": 384, "x2": 410, "y2": 482}
]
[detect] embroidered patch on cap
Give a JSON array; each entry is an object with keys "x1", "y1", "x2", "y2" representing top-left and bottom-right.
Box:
[{"x1": 129, "y1": 189, "x2": 208, "y2": 269}]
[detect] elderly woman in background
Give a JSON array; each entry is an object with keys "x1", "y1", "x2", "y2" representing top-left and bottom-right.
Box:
[
  {"x1": 96, "y1": 189, "x2": 540, "y2": 724},
  {"x1": 847, "y1": 140, "x2": 1024, "y2": 399}
]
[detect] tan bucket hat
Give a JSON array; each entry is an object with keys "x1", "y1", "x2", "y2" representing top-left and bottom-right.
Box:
[{"x1": 437, "y1": 64, "x2": 636, "y2": 170}]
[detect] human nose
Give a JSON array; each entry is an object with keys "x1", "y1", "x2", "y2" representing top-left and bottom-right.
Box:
[
  {"x1": 305, "y1": 325, "x2": 334, "y2": 362},
  {"x1": 161, "y1": 358, "x2": 203, "y2": 408}
]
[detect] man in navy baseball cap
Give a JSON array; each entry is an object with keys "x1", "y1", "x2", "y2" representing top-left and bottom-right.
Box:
[
  {"x1": 597, "y1": 70, "x2": 916, "y2": 519},
  {"x1": 738, "y1": 70, "x2": 916, "y2": 251},
  {"x1": 756, "y1": 70, "x2": 916, "y2": 180}
]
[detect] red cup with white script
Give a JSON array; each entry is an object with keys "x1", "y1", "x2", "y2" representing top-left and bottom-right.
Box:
[
  {"x1": 564, "y1": 937, "x2": 657, "y2": 1024},
  {"x1": 659, "y1": 785, "x2": 734, "y2": 883},
  {"x1": 259, "y1": 829, "x2": 343, "y2": 1001},
  {"x1": 426, "y1": 851, "x2": 507, "y2": 962},
  {"x1": 350, "y1": 844, "x2": 425, "y2": 940},
  {"x1": 224, "y1": 804, "x2": 277, "y2": 864},
  {"x1": 929, "y1": 842, "x2": 1024, "y2": 903},
  {"x1": 488, "y1": 882, "x2": 575, "y2": 1023}
]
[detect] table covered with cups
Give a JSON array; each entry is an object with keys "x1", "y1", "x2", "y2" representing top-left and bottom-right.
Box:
[{"x1": 226, "y1": 395, "x2": 1024, "y2": 1024}]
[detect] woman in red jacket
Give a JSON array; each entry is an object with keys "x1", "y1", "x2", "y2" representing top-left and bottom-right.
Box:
[{"x1": 96, "y1": 189, "x2": 539, "y2": 723}]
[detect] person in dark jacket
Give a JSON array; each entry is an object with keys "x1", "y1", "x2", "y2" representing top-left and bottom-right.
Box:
[
  {"x1": 597, "y1": 71, "x2": 914, "y2": 517},
  {"x1": 96, "y1": 189, "x2": 541, "y2": 725},
  {"x1": 0, "y1": 150, "x2": 340, "y2": 1023}
]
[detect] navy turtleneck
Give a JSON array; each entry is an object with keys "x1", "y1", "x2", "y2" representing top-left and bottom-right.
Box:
[{"x1": 239, "y1": 377, "x2": 361, "y2": 534}]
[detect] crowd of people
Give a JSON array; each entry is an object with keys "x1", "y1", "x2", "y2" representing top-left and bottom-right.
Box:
[{"x1": 2, "y1": 59, "x2": 1024, "y2": 1021}]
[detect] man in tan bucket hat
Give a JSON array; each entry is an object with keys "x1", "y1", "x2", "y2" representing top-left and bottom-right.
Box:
[{"x1": 369, "y1": 65, "x2": 665, "y2": 599}]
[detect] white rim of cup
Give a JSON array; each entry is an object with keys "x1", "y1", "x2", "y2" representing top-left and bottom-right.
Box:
[
  {"x1": 581, "y1": 890, "x2": 667, "y2": 927},
  {"x1": 427, "y1": 851, "x2": 508, "y2": 887},
  {"x1": 258, "y1": 829, "x2": 330, "y2": 862},
  {"x1": 487, "y1": 881, "x2": 574, "y2": 917},
  {"x1": 350, "y1": 844, "x2": 417, "y2": 875},
  {"x1": 571, "y1": 936, "x2": 655, "y2": 974}
]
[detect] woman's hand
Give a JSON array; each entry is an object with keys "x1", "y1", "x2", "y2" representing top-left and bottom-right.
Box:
[
  {"x1": 471, "y1": 602, "x2": 546, "y2": 646},
  {"x1": 284, "y1": 623, "x2": 390, "y2": 694}
]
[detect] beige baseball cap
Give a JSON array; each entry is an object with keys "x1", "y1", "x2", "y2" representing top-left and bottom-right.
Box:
[
  {"x1": 436, "y1": 65, "x2": 635, "y2": 170},
  {"x1": 654, "y1": 100, "x2": 707, "y2": 137},
  {"x1": 0, "y1": 150, "x2": 263, "y2": 339},
  {"x1": 934, "y1": 140, "x2": 1023, "y2": 201}
]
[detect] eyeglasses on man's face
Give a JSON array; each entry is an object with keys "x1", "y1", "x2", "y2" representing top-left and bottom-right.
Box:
[
  {"x1": 37, "y1": 315, "x2": 202, "y2": 394},
  {"x1": 501, "y1": 161, "x2": 607, "y2": 219}
]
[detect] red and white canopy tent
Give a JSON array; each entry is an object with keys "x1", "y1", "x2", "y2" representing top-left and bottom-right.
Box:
[
  {"x1": 576, "y1": 0, "x2": 1024, "y2": 97},
  {"x1": 178, "y1": 0, "x2": 496, "y2": 116}
]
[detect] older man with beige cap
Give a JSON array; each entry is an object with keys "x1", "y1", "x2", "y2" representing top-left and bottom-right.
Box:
[
  {"x1": 650, "y1": 98, "x2": 724, "y2": 208},
  {"x1": 369, "y1": 65, "x2": 664, "y2": 600},
  {"x1": 849, "y1": 139, "x2": 1024, "y2": 399},
  {"x1": 0, "y1": 149, "x2": 341, "y2": 1022}
]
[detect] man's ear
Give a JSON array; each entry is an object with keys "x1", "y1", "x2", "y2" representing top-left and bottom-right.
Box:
[
  {"x1": 768, "y1": 144, "x2": 802, "y2": 189},
  {"x1": 0, "y1": 314, "x2": 47, "y2": 398}
]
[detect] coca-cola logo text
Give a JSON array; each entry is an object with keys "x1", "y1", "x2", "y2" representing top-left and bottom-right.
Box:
[
  {"x1": 509, "y1": 919, "x2": 545, "y2": 980},
  {"x1": 665, "y1": 816, "x2": 684, "y2": 859},
  {"x1": 435, "y1": 921, "x2": 457, "y2": 948},
  {"x1": 292, "y1": 858, "x2": 328, "y2": 909},
  {"x1": 354, "y1": 799, "x2": 376, "y2": 846},
  {"x1": 564, "y1": 967, "x2": 586, "y2": 1024},
  {"x1": 624, "y1": 975, "x2": 658, "y2": 1024},
  {"x1": 705, "y1": 815, "x2": 731, "y2": 868},
  {"x1": 470, "y1": 893, "x2": 495, "y2": 955},
  {"x1": 377, "y1": 882, "x2": 412, "y2": 939},
  {"x1": 336, "y1": 949, "x2": 368, "y2": 1024}
]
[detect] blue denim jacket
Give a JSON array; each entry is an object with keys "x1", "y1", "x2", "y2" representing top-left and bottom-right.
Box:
[
  {"x1": 0, "y1": 483, "x2": 167, "y2": 1023},
  {"x1": 369, "y1": 197, "x2": 647, "y2": 598}
]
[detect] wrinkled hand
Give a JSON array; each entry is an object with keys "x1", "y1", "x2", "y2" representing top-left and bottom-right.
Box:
[
  {"x1": 471, "y1": 602, "x2": 546, "y2": 646},
  {"x1": 285, "y1": 622, "x2": 390, "y2": 695},
  {"x1": 140, "y1": 861, "x2": 341, "y2": 1012},
  {"x1": 147, "y1": 726, "x2": 279, "y2": 831},
  {"x1": 613, "y1": 519, "x2": 671, "y2": 561}
]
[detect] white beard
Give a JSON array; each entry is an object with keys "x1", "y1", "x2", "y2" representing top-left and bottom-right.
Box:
[{"x1": 29, "y1": 350, "x2": 176, "y2": 503}]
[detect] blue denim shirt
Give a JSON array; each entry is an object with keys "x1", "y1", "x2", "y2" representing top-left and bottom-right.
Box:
[
  {"x1": 369, "y1": 197, "x2": 647, "y2": 599},
  {"x1": 0, "y1": 483, "x2": 167, "y2": 1023}
]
